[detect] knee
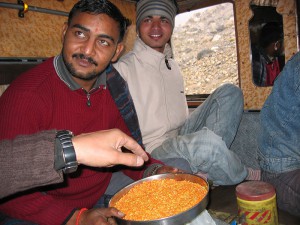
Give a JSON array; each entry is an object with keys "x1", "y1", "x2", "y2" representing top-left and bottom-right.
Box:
[
  {"x1": 225, "y1": 83, "x2": 243, "y2": 101},
  {"x1": 194, "y1": 128, "x2": 227, "y2": 160},
  {"x1": 219, "y1": 83, "x2": 244, "y2": 112}
]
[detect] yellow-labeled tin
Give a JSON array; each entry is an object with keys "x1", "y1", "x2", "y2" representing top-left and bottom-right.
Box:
[{"x1": 236, "y1": 181, "x2": 278, "y2": 225}]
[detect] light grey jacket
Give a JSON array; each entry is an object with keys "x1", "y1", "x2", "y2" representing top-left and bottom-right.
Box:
[{"x1": 114, "y1": 38, "x2": 188, "y2": 153}]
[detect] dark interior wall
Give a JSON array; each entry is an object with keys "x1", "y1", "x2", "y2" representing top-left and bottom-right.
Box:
[{"x1": 0, "y1": 60, "x2": 44, "y2": 85}]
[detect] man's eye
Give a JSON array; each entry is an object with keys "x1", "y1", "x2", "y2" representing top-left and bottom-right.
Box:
[
  {"x1": 98, "y1": 40, "x2": 109, "y2": 46},
  {"x1": 161, "y1": 19, "x2": 169, "y2": 23},
  {"x1": 143, "y1": 18, "x2": 152, "y2": 23},
  {"x1": 75, "y1": 31, "x2": 85, "y2": 38}
]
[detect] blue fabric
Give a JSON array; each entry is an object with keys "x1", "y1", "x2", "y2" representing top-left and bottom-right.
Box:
[
  {"x1": 262, "y1": 169, "x2": 300, "y2": 216},
  {"x1": 0, "y1": 212, "x2": 37, "y2": 225},
  {"x1": 258, "y1": 51, "x2": 300, "y2": 174},
  {"x1": 151, "y1": 84, "x2": 247, "y2": 185},
  {"x1": 258, "y1": 52, "x2": 300, "y2": 217}
]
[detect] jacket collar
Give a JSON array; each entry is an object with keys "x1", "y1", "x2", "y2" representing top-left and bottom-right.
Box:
[{"x1": 134, "y1": 37, "x2": 173, "y2": 59}]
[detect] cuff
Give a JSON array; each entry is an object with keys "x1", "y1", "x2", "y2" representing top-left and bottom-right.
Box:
[{"x1": 54, "y1": 136, "x2": 65, "y2": 171}]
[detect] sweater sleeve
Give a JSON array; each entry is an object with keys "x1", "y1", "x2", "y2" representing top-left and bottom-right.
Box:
[{"x1": 0, "y1": 130, "x2": 64, "y2": 199}]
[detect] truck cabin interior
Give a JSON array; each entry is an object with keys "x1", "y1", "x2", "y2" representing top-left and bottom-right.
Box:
[{"x1": 0, "y1": 0, "x2": 299, "y2": 224}]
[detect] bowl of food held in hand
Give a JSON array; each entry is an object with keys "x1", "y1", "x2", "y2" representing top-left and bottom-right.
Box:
[{"x1": 109, "y1": 173, "x2": 209, "y2": 225}]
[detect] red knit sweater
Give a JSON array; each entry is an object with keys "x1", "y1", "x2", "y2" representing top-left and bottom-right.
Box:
[{"x1": 0, "y1": 58, "x2": 158, "y2": 224}]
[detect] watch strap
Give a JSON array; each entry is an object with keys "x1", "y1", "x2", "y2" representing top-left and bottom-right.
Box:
[{"x1": 55, "y1": 130, "x2": 78, "y2": 174}]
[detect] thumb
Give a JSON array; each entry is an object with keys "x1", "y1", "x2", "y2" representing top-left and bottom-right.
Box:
[{"x1": 116, "y1": 153, "x2": 145, "y2": 167}]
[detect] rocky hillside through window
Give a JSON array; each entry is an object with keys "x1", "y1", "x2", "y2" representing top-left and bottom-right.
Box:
[{"x1": 172, "y1": 3, "x2": 239, "y2": 95}]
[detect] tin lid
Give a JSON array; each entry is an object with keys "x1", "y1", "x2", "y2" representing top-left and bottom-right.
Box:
[{"x1": 236, "y1": 181, "x2": 275, "y2": 201}]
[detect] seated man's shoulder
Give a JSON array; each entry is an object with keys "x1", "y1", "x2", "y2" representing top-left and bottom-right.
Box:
[
  {"x1": 113, "y1": 52, "x2": 137, "y2": 78},
  {"x1": 287, "y1": 51, "x2": 300, "y2": 65},
  {"x1": 5, "y1": 58, "x2": 56, "y2": 93},
  {"x1": 118, "y1": 50, "x2": 136, "y2": 63}
]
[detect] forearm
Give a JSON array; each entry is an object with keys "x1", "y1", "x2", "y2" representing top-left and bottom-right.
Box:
[{"x1": 0, "y1": 130, "x2": 63, "y2": 198}]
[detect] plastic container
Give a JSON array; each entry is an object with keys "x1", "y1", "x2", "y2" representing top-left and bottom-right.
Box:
[{"x1": 236, "y1": 181, "x2": 278, "y2": 225}]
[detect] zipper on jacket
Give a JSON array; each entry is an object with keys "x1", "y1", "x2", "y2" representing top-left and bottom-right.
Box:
[
  {"x1": 165, "y1": 56, "x2": 171, "y2": 70},
  {"x1": 83, "y1": 88, "x2": 98, "y2": 107},
  {"x1": 82, "y1": 85, "x2": 104, "y2": 107},
  {"x1": 86, "y1": 92, "x2": 91, "y2": 107}
]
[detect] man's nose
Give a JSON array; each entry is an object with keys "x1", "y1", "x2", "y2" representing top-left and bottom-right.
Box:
[
  {"x1": 81, "y1": 39, "x2": 96, "y2": 56},
  {"x1": 151, "y1": 20, "x2": 161, "y2": 29}
]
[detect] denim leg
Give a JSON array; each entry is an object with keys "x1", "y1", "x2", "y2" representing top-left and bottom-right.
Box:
[
  {"x1": 180, "y1": 83, "x2": 244, "y2": 148},
  {"x1": 152, "y1": 127, "x2": 247, "y2": 185},
  {"x1": 0, "y1": 212, "x2": 37, "y2": 225},
  {"x1": 161, "y1": 157, "x2": 192, "y2": 173},
  {"x1": 262, "y1": 169, "x2": 300, "y2": 217},
  {"x1": 152, "y1": 84, "x2": 246, "y2": 185}
]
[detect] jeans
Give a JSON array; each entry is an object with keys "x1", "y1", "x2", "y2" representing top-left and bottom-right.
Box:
[
  {"x1": 262, "y1": 169, "x2": 300, "y2": 217},
  {"x1": 151, "y1": 84, "x2": 247, "y2": 185},
  {"x1": 258, "y1": 51, "x2": 300, "y2": 174},
  {"x1": 94, "y1": 157, "x2": 192, "y2": 208},
  {"x1": 0, "y1": 214, "x2": 37, "y2": 225}
]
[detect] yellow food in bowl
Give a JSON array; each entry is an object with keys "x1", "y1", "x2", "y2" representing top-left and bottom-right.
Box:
[{"x1": 112, "y1": 178, "x2": 207, "y2": 221}]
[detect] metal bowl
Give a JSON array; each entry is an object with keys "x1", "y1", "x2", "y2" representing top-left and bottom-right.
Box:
[{"x1": 109, "y1": 173, "x2": 209, "y2": 225}]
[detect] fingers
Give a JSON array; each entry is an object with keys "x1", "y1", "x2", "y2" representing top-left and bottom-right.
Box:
[
  {"x1": 82, "y1": 207, "x2": 124, "y2": 224},
  {"x1": 107, "y1": 217, "x2": 117, "y2": 225},
  {"x1": 115, "y1": 152, "x2": 146, "y2": 167},
  {"x1": 121, "y1": 136, "x2": 149, "y2": 162},
  {"x1": 109, "y1": 207, "x2": 124, "y2": 218},
  {"x1": 102, "y1": 207, "x2": 124, "y2": 224}
]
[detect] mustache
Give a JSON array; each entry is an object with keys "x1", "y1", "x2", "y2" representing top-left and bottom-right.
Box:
[{"x1": 72, "y1": 53, "x2": 98, "y2": 66}]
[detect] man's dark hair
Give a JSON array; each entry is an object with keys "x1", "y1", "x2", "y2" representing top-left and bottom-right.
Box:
[
  {"x1": 68, "y1": 0, "x2": 131, "y2": 42},
  {"x1": 259, "y1": 22, "x2": 283, "y2": 48}
]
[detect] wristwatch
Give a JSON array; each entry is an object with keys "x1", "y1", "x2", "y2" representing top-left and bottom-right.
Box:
[{"x1": 55, "y1": 130, "x2": 78, "y2": 174}]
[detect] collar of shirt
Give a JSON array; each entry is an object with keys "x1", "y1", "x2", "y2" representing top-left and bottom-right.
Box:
[
  {"x1": 135, "y1": 37, "x2": 173, "y2": 60},
  {"x1": 53, "y1": 54, "x2": 106, "y2": 91}
]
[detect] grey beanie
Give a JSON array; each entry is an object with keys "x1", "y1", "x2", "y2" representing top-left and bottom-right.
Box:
[{"x1": 136, "y1": 0, "x2": 177, "y2": 30}]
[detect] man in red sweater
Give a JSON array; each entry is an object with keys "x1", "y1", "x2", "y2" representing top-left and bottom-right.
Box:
[{"x1": 0, "y1": 0, "x2": 190, "y2": 224}]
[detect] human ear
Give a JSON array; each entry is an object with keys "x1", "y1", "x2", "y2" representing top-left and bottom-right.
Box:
[
  {"x1": 111, "y1": 43, "x2": 124, "y2": 62},
  {"x1": 274, "y1": 41, "x2": 280, "y2": 51},
  {"x1": 61, "y1": 22, "x2": 68, "y2": 44}
]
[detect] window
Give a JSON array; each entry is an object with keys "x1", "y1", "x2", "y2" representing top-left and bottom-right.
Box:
[{"x1": 172, "y1": 3, "x2": 238, "y2": 97}]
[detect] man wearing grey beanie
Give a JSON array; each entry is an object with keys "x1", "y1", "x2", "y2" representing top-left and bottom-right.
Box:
[
  {"x1": 114, "y1": 0, "x2": 260, "y2": 185},
  {"x1": 136, "y1": 0, "x2": 177, "y2": 31}
]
